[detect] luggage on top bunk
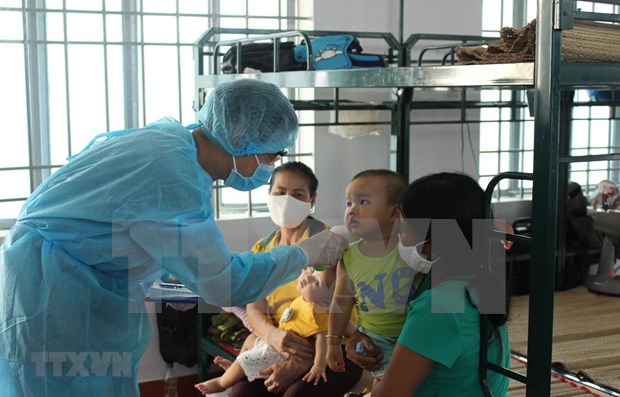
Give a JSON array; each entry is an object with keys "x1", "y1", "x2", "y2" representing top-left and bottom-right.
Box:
[
  {"x1": 221, "y1": 34, "x2": 386, "y2": 73},
  {"x1": 220, "y1": 41, "x2": 304, "y2": 74}
]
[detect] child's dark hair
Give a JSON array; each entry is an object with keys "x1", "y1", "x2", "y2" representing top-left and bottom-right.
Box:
[
  {"x1": 269, "y1": 161, "x2": 319, "y2": 196},
  {"x1": 351, "y1": 169, "x2": 408, "y2": 204},
  {"x1": 400, "y1": 172, "x2": 510, "y2": 328}
]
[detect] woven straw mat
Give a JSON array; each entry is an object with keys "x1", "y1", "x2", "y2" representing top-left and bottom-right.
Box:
[
  {"x1": 456, "y1": 19, "x2": 620, "y2": 64},
  {"x1": 563, "y1": 20, "x2": 620, "y2": 62}
]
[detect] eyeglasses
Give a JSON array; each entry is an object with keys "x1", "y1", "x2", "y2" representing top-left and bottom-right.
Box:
[
  {"x1": 270, "y1": 149, "x2": 288, "y2": 164},
  {"x1": 256, "y1": 150, "x2": 288, "y2": 165}
]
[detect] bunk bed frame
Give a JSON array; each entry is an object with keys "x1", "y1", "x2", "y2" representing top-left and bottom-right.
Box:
[{"x1": 193, "y1": 1, "x2": 620, "y2": 396}]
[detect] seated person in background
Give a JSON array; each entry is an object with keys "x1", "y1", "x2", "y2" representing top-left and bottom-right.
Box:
[
  {"x1": 327, "y1": 169, "x2": 422, "y2": 385},
  {"x1": 195, "y1": 267, "x2": 336, "y2": 394},
  {"x1": 590, "y1": 180, "x2": 619, "y2": 211}
]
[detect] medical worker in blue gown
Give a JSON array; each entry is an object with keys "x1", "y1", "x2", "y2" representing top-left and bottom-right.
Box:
[{"x1": 0, "y1": 79, "x2": 348, "y2": 396}]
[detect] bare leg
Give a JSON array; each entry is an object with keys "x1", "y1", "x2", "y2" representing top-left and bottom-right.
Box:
[
  {"x1": 195, "y1": 334, "x2": 258, "y2": 394},
  {"x1": 215, "y1": 332, "x2": 257, "y2": 369},
  {"x1": 213, "y1": 356, "x2": 232, "y2": 370},
  {"x1": 194, "y1": 361, "x2": 246, "y2": 395},
  {"x1": 238, "y1": 333, "x2": 256, "y2": 353}
]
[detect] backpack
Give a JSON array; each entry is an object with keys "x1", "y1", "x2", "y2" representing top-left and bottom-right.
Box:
[
  {"x1": 564, "y1": 182, "x2": 602, "y2": 289},
  {"x1": 508, "y1": 182, "x2": 602, "y2": 294},
  {"x1": 566, "y1": 182, "x2": 602, "y2": 250},
  {"x1": 156, "y1": 303, "x2": 198, "y2": 366},
  {"x1": 293, "y1": 34, "x2": 386, "y2": 70}
]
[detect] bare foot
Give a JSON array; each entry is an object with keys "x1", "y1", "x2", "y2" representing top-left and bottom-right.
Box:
[
  {"x1": 213, "y1": 356, "x2": 232, "y2": 370},
  {"x1": 194, "y1": 378, "x2": 226, "y2": 395}
]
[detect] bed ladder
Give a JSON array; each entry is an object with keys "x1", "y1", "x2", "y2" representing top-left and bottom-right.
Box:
[{"x1": 480, "y1": 172, "x2": 533, "y2": 396}]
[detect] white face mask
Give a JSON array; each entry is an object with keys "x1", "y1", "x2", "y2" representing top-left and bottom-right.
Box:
[
  {"x1": 397, "y1": 237, "x2": 438, "y2": 274},
  {"x1": 267, "y1": 194, "x2": 313, "y2": 228}
]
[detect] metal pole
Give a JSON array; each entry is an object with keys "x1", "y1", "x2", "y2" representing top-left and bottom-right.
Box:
[
  {"x1": 25, "y1": 0, "x2": 51, "y2": 189},
  {"x1": 526, "y1": 0, "x2": 562, "y2": 395},
  {"x1": 395, "y1": 88, "x2": 412, "y2": 181},
  {"x1": 399, "y1": 0, "x2": 404, "y2": 45}
]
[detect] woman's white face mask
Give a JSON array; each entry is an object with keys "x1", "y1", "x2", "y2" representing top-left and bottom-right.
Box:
[
  {"x1": 267, "y1": 194, "x2": 313, "y2": 229},
  {"x1": 397, "y1": 237, "x2": 438, "y2": 274}
]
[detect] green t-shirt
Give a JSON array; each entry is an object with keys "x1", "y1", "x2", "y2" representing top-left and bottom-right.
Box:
[
  {"x1": 397, "y1": 280, "x2": 510, "y2": 397},
  {"x1": 343, "y1": 243, "x2": 417, "y2": 337}
]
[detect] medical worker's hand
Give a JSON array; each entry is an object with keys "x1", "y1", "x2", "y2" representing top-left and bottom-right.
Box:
[
  {"x1": 345, "y1": 330, "x2": 383, "y2": 372},
  {"x1": 295, "y1": 230, "x2": 349, "y2": 268},
  {"x1": 329, "y1": 224, "x2": 360, "y2": 244}
]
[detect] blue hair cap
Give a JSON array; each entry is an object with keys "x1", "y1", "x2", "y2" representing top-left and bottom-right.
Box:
[{"x1": 198, "y1": 79, "x2": 298, "y2": 156}]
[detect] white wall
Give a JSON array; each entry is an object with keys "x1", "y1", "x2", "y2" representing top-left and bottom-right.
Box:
[
  {"x1": 309, "y1": 0, "x2": 484, "y2": 220},
  {"x1": 138, "y1": 0, "x2": 486, "y2": 383}
]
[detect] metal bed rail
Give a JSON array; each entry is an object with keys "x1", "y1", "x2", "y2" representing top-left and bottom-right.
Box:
[
  {"x1": 480, "y1": 172, "x2": 534, "y2": 396},
  {"x1": 213, "y1": 31, "x2": 315, "y2": 73},
  {"x1": 560, "y1": 0, "x2": 620, "y2": 27},
  {"x1": 403, "y1": 33, "x2": 501, "y2": 67},
  {"x1": 194, "y1": 27, "x2": 401, "y2": 76}
]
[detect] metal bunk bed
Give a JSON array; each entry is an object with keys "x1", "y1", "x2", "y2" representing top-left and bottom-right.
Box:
[{"x1": 193, "y1": 1, "x2": 620, "y2": 396}]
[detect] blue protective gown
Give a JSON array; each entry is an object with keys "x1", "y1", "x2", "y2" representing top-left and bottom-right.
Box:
[{"x1": 0, "y1": 118, "x2": 306, "y2": 396}]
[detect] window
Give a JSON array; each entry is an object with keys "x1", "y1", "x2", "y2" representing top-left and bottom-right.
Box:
[
  {"x1": 0, "y1": 0, "x2": 307, "y2": 222},
  {"x1": 479, "y1": 0, "x2": 620, "y2": 199},
  {"x1": 569, "y1": 90, "x2": 620, "y2": 189}
]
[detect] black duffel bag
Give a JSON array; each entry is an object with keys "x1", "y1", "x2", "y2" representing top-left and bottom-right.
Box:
[{"x1": 221, "y1": 41, "x2": 305, "y2": 73}]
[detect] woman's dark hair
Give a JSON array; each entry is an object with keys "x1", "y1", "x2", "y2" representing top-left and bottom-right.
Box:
[
  {"x1": 269, "y1": 161, "x2": 319, "y2": 197},
  {"x1": 400, "y1": 172, "x2": 510, "y2": 328},
  {"x1": 400, "y1": 172, "x2": 484, "y2": 247}
]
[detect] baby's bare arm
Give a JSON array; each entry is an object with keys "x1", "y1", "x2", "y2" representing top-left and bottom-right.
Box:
[
  {"x1": 302, "y1": 332, "x2": 328, "y2": 385},
  {"x1": 314, "y1": 332, "x2": 327, "y2": 368}
]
